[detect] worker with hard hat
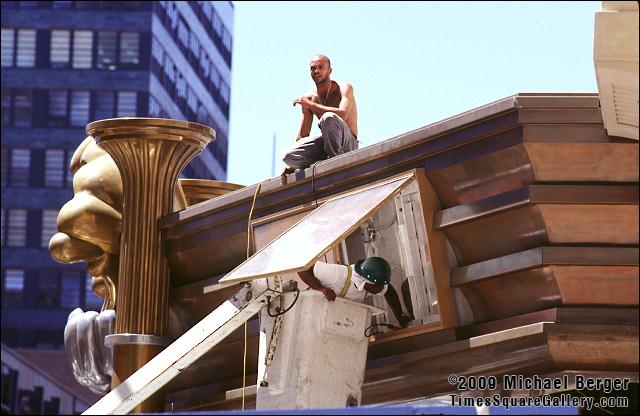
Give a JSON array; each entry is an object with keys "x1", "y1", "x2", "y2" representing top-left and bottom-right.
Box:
[{"x1": 298, "y1": 256, "x2": 413, "y2": 328}]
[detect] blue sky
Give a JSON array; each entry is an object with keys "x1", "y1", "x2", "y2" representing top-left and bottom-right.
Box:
[{"x1": 225, "y1": 1, "x2": 601, "y2": 186}]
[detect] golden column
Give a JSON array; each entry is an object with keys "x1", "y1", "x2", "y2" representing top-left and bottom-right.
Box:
[{"x1": 87, "y1": 118, "x2": 214, "y2": 412}]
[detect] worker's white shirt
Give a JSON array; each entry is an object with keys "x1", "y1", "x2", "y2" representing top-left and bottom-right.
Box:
[{"x1": 313, "y1": 261, "x2": 387, "y2": 302}]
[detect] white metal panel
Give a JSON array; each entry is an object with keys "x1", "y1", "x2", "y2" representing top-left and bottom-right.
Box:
[{"x1": 220, "y1": 173, "x2": 416, "y2": 284}]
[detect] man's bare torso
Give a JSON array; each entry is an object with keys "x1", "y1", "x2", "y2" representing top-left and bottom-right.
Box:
[{"x1": 306, "y1": 80, "x2": 358, "y2": 137}]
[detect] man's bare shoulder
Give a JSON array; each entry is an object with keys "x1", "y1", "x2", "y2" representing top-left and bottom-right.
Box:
[{"x1": 335, "y1": 81, "x2": 354, "y2": 95}]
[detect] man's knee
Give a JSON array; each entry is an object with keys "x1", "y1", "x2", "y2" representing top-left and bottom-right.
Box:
[{"x1": 319, "y1": 111, "x2": 341, "y2": 127}]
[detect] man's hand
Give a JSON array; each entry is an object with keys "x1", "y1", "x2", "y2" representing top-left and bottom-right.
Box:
[
  {"x1": 293, "y1": 96, "x2": 315, "y2": 110},
  {"x1": 320, "y1": 287, "x2": 337, "y2": 301}
]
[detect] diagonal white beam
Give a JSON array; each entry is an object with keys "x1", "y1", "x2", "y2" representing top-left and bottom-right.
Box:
[{"x1": 84, "y1": 280, "x2": 279, "y2": 415}]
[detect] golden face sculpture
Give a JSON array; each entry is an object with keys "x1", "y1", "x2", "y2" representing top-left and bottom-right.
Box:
[{"x1": 49, "y1": 137, "x2": 124, "y2": 310}]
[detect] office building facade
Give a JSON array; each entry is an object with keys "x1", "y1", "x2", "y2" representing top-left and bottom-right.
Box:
[{"x1": 1, "y1": 0, "x2": 234, "y2": 350}]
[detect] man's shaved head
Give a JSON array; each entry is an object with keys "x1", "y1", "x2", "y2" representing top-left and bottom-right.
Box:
[{"x1": 311, "y1": 54, "x2": 331, "y2": 68}]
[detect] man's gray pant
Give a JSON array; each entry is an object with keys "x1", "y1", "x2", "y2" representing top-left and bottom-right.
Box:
[{"x1": 282, "y1": 112, "x2": 358, "y2": 170}]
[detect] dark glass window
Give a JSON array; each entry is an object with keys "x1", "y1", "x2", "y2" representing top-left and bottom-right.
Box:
[
  {"x1": 93, "y1": 91, "x2": 114, "y2": 120},
  {"x1": 75, "y1": 1, "x2": 97, "y2": 10},
  {"x1": 50, "y1": 30, "x2": 70, "y2": 68},
  {"x1": 44, "y1": 150, "x2": 65, "y2": 187},
  {"x1": 41, "y1": 209, "x2": 59, "y2": 248},
  {"x1": 7, "y1": 209, "x2": 27, "y2": 247},
  {"x1": 48, "y1": 90, "x2": 68, "y2": 127},
  {"x1": 15, "y1": 29, "x2": 35, "y2": 67},
  {"x1": 97, "y1": 31, "x2": 117, "y2": 70},
  {"x1": 1, "y1": 148, "x2": 7, "y2": 187},
  {"x1": 18, "y1": 1, "x2": 37, "y2": 8},
  {"x1": 12, "y1": 89, "x2": 32, "y2": 127},
  {"x1": 117, "y1": 91, "x2": 137, "y2": 117},
  {"x1": 10, "y1": 149, "x2": 30, "y2": 187},
  {"x1": 119, "y1": 32, "x2": 139, "y2": 65},
  {"x1": 72, "y1": 31, "x2": 93, "y2": 69},
  {"x1": 3, "y1": 270, "x2": 24, "y2": 308},
  {"x1": 38, "y1": 270, "x2": 60, "y2": 308},
  {"x1": 66, "y1": 151, "x2": 74, "y2": 188},
  {"x1": 61, "y1": 271, "x2": 81, "y2": 308},
  {"x1": 0, "y1": 208, "x2": 4, "y2": 246},
  {"x1": 70, "y1": 90, "x2": 90, "y2": 126},
  {"x1": 1, "y1": 87, "x2": 11, "y2": 125},
  {"x1": 52, "y1": 1, "x2": 72, "y2": 9},
  {"x1": 1, "y1": 28, "x2": 14, "y2": 67}
]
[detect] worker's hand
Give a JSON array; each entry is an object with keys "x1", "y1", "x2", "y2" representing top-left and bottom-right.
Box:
[
  {"x1": 320, "y1": 287, "x2": 337, "y2": 302},
  {"x1": 293, "y1": 96, "x2": 315, "y2": 110}
]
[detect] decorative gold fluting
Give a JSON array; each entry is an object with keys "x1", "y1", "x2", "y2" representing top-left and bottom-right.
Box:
[
  {"x1": 87, "y1": 118, "x2": 213, "y2": 412},
  {"x1": 87, "y1": 118, "x2": 213, "y2": 336}
]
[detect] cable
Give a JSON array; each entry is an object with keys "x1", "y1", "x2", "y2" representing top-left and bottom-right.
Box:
[
  {"x1": 267, "y1": 288, "x2": 300, "y2": 317},
  {"x1": 311, "y1": 161, "x2": 319, "y2": 208},
  {"x1": 242, "y1": 181, "x2": 263, "y2": 410},
  {"x1": 364, "y1": 323, "x2": 400, "y2": 337}
]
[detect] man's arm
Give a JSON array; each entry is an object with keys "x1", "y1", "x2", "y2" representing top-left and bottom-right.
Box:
[
  {"x1": 293, "y1": 83, "x2": 355, "y2": 121},
  {"x1": 384, "y1": 285, "x2": 413, "y2": 328},
  {"x1": 298, "y1": 267, "x2": 336, "y2": 301},
  {"x1": 297, "y1": 105, "x2": 313, "y2": 140}
]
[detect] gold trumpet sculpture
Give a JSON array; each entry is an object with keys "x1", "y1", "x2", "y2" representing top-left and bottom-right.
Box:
[{"x1": 51, "y1": 118, "x2": 214, "y2": 412}]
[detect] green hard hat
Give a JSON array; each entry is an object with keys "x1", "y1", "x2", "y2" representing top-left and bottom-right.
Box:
[{"x1": 355, "y1": 257, "x2": 391, "y2": 285}]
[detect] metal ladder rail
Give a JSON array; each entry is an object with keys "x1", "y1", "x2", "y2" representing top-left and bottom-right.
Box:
[{"x1": 84, "y1": 279, "x2": 281, "y2": 415}]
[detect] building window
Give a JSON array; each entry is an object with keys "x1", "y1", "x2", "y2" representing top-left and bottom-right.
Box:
[
  {"x1": 66, "y1": 151, "x2": 74, "y2": 188},
  {"x1": 7, "y1": 209, "x2": 27, "y2": 247},
  {"x1": 222, "y1": 28, "x2": 232, "y2": 53},
  {"x1": 72, "y1": 30, "x2": 93, "y2": 69},
  {"x1": 117, "y1": 91, "x2": 137, "y2": 117},
  {"x1": 52, "y1": 1, "x2": 72, "y2": 9},
  {"x1": 1, "y1": 88, "x2": 10, "y2": 126},
  {"x1": 10, "y1": 149, "x2": 30, "y2": 187},
  {"x1": 0, "y1": 208, "x2": 4, "y2": 246},
  {"x1": 220, "y1": 81, "x2": 230, "y2": 105},
  {"x1": 93, "y1": 90, "x2": 114, "y2": 120},
  {"x1": 151, "y1": 37, "x2": 163, "y2": 65},
  {"x1": 61, "y1": 271, "x2": 81, "y2": 308},
  {"x1": 3, "y1": 270, "x2": 24, "y2": 308},
  {"x1": 119, "y1": 32, "x2": 139, "y2": 66},
  {"x1": 12, "y1": 89, "x2": 32, "y2": 127},
  {"x1": 85, "y1": 274, "x2": 103, "y2": 311},
  {"x1": 44, "y1": 150, "x2": 65, "y2": 187},
  {"x1": 1, "y1": 148, "x2": 6, "y2": 187},
  {"x1": 149, "y1": 95, "x2": 160, "y2": 117},
  {"x1": 70, "y1": 90, "x2": 90, "y2": 126},
  {"x1": 41, "y1": 209, "x2": 59, "y2": 248},
  {"x1": 177, "y1": 18, "x2": 189, "y2": 49},
  {"x1": 38, "y1": 270, "x2": 60, "y2": 308},
  {"x1": 1, "y1": 28, "x2": 15, "y2": 67},
  {"x1": 15, "y1": 29, "x2": 35, "y2": 67},
  {"x1": 50, "y1": 30, "x2": 70, "y2": 68},
  {"x1": 48, "y1": 90, "x2": 68, "y2": 127},
  {"x1": 97, "y1": 31, "x2": 117, "y2": 70}
]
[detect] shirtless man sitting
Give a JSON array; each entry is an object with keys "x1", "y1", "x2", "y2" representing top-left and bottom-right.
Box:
[{"x1": 282, "y1": 54, "x2": 359, "y2": 175}]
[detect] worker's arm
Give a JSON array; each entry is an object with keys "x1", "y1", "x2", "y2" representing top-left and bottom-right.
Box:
[
  {"x1": 384, "y1": 285, "x2": 413, "y2": 328},
  {"x1": 298, "y1": 267, "x2": 336, "y2": 301},
  {"x1": 293, "y1": 83, "x2": 355, "y2": 121}
]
